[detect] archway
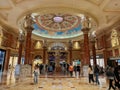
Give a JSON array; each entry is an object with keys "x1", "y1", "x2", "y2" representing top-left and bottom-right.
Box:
[
  {"x1": 48, "y1": 43, "x2": 68, "y2": 65},
  {"x1": 48, "y1": 43, "x2": 68, "y2": 73},
  {"x1": 33, "y1": 55, "x2": 43, "y2": 65}
]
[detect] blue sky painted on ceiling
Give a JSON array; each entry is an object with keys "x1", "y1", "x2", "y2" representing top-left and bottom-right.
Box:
[{"x1": 32, "y1": 23, "x2": 82, "y2": 39}]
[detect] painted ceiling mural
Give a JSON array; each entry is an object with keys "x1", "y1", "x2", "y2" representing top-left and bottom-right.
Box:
[
  {"x1": 19, "y1": 13, "x2": 93, "y2": 39},
  {"x1": 0, "y1": 0, "x2": 120, "y2": 39},
  {"x1": 33, "y1": 23, "x2": 82, "y2": 39},
  {"x1": 32, "y1": 13, "x2": 84, "y2": 39}
]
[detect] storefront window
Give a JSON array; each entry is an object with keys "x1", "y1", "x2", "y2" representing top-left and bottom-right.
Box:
[{"x1": 0, "y1": 49, "x2": 6, "y2": 72}]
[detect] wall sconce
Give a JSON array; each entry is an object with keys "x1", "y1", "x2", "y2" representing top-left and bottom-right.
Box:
[
  {"x1": 73, "y1": 41, "x2": 80, "y2": 49},
  {"x1": 35, "y1": 41, "x2": 42, "y2": 49}
]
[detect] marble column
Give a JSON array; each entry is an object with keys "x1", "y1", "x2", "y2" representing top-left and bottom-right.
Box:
[
  {"x1": 43, "y1": 46, "x2": 47, "y2": 64},
  {"x1": 42, "y1": 40, "x2": 47, "y2": 64},
  {"x1": 102, "y1": 35, "x2": 108, "y2": 66},
  {"x1": 24, "y1": 14, "x2": 34, "y2": 64},
  {"x1": 29, "y1": 52, "x2": 34, "y2": 65},
  {"x1": 68, "y1": 40, "x2": 73, "y2": 64},
  {"x1": 18, "y1": 32, "x2": 25, "y2": 64},
  {"x1": 18, "y1": 42, "x2": 23, "y2": 64},
  {"x1": 103, "y1": 50, "x2": 107, "y2": 66},
  {"x1": 69, "y1": 47, "x2": 72, "y2": 64},
  {"x1": 82, "y1": 28, "x2": 90, "y2": 65},
  {"x1": 91, "y1": 39, "x2": 97, "y2": 65},
  {"x1": 24, "y1": 28, "x2": 33, "y2": 64},
  {"x1": 4, "y1": 49, "x2": 11, "y2": 71}
]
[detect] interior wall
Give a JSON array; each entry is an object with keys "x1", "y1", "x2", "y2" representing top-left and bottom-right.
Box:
[{"x1": 72, "y1": 50, "x2": 81, "y2": 60}]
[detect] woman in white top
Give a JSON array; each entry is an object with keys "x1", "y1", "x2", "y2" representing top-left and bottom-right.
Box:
[{"x1": 88, "y1": 65, "x2": 94, "y2": 84}]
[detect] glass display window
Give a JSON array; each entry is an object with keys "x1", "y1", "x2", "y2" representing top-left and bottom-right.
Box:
[{"x1": 0, "y1": 49, "x2": 6, "y2": 72}]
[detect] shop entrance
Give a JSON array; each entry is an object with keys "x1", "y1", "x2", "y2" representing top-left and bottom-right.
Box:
[{"x1": 48, "y1": 51, "x2": 68, "y2": 73}]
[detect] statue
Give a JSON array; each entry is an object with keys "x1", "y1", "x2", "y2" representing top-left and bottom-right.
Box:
[
  {"x1": 18, "y1": 31, "x2": 25, "y2": 42},
  {"x1": 111, "y1": 29, "x2": 119, "y2": 47},
  {"x1": 82, "y1": 16, "x2": 91, "y2": 29},
  {"x1": 24, "y1": 14, "x2": 34, "y2": 28}
]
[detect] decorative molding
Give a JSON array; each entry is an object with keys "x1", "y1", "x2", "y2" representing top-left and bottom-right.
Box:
[
  {"x1": 103, "y1": 0, "x2": 120, "y2": 12},
  {"x1": 87, "y1": 0, "x2": 104, "y2": 6}
]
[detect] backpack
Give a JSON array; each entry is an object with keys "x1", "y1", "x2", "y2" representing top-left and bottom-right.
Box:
[
  {"x1": 94, "y1": 67, "x2": 99, "y2": 74},
  {"x1": 69, "y1": 65, "x2": 74, "y2": 71}
]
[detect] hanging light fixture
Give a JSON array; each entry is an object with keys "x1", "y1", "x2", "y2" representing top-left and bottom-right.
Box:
[{"x1": 53, "y1": 16, "x2": 63, "y2": 23}]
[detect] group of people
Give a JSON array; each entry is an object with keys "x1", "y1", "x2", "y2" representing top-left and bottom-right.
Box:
[
  {"x1": 106, "y1": 65, "x2": 120, "y2": 90},
  {"x1": 88, "y1": 65, "x2": 100, "y2": 85},
  {"x1": 33, "y1": 62, "x2": 81, "y2": 84},
  {"x1": 33, "y1": 62, "x2": 120, "y2": 90},
  {"x1": 88, "y1": 64, "x2": 120, "y2": 90},
  {"x1": 69, "y1": 63, "x2": 81, "y2": 78},
  {"x1": 60, "y1": 62, "x2": 81, "y2": 78}
]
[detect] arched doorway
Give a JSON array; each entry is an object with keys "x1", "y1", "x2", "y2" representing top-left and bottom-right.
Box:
[
  {"x1": 33, "y1": 55, "x2": 43, "y2": 66},
  {"x1": 48, "y1": 43, "x2": 68, "y2": 72}
]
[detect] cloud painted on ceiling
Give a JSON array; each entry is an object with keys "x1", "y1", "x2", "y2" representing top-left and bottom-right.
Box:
[{"x1": 32, "y1": 23, "x2": 82, "y2": 39}]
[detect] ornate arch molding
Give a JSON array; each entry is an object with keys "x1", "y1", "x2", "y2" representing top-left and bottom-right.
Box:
[
  {"x1": 96, "y1": 19, "x2": 120, "y2": 37},
  {"x1": 17, "y1": 7, "x2": 98, "y2": 25},
  {"x1": 108, "y1": 19, "x2": 120, "y2": 31},
  {"x1": 49, "y1": 42, "x2": 67, "y2": 50}
]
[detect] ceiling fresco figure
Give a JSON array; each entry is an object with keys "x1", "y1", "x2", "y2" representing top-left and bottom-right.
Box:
[{"x1": 111, "y1": 29, "x2": 119, "y2": 47}]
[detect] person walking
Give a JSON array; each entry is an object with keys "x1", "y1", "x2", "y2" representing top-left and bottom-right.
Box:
[
  {"x1": 76, "y1": 65, "x2": 80, "y2": 79},
  {"x1": 106, "y1": 67, "x2": 116, "y2": 90},
  {"x1": 94, "y1": 65, "x2": 100, "y2": 85},
  {"x1": 114, "y1": 66, "x2": 120, "y2": 90},
  {"x1": 33, "y1": 65, "x2": 39, "y2": 84},
  {"x1": 69, "y1": 63, "x2": 74, "y2": 77},
  {"x1": 88, "y1": 65, "x2": 94, "y2": 84}
]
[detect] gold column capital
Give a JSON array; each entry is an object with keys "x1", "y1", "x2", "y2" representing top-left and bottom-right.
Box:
[{"x1": 81, "y1": 28, "x2": 90, "y2": 34}]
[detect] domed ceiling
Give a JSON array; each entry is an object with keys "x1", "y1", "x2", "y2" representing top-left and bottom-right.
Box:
[
  {"x1": 0, "y1": 0, "x2": 120, "y2": 40},
  {"x1": 32, "y1": 13, "x2": 83, "y2": 39}
]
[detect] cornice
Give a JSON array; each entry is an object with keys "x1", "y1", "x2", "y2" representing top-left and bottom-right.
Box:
[{"x1": 17, "y1": 6, "x2": 99, "y2": 27}]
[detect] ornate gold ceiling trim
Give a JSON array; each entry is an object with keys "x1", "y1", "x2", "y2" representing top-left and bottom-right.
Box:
[
  {"x1": 103, "y1": 9, "x2": 120, "y2": 12},
  {"x1": 17, "y1": 7, "x2": 99, "y2": 26},
  {"x1": 86, "y1": 0, "x2": 104, "y2": 6},
  {"x1": 0, "y1": 7, "x2": 12, "y2": 10},
  {"x1": 96, "y1": 19, "x2": 120, "y2": 37},
  {"x1": 0, "y1": 18, "x2": 18, "y2": 35},
  {"x1": 0, "y1": 14, "x2": 8, "y2": 21},
  {"x1": 12, "y1": 0, "x2": 27, "y2": 4}
]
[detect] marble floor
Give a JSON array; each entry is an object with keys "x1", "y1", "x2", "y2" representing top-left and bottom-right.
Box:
[{"x1": 0, "y1": 71, "x2": 108, "y2": 90}]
